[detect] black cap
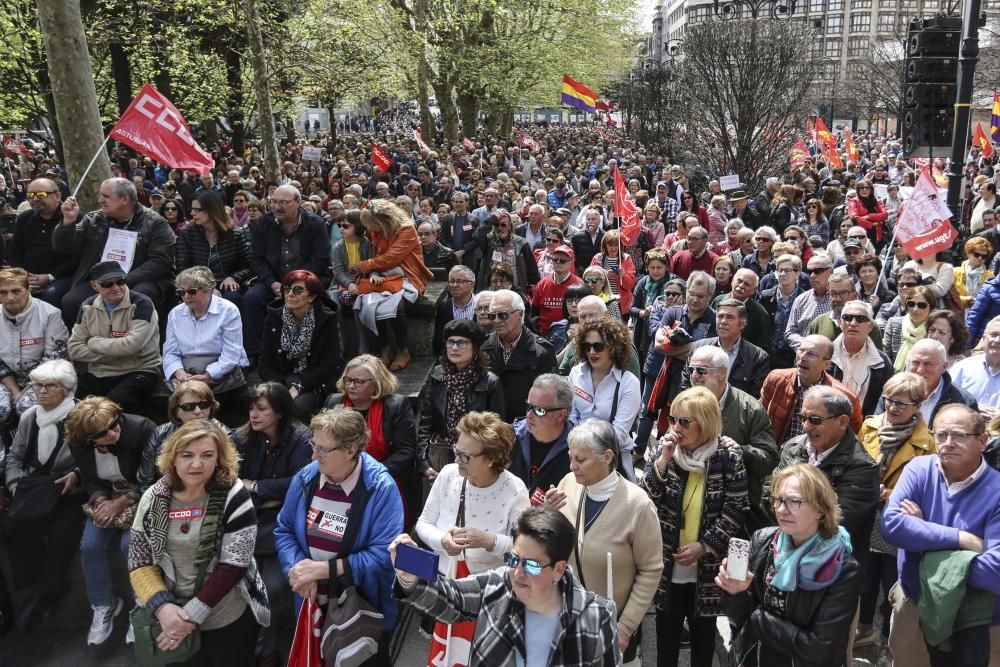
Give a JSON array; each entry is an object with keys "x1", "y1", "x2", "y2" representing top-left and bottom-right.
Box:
[
  {"x1": 442, "y1": 318, "x2": 486, "y2": 348},
  {"x1": 89, "y1": 261, "x2": 126, "y2": 283}
]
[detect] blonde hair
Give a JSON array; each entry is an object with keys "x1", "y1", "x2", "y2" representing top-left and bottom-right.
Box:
[
  {"x1": 157, "y1": 419, "x2": 240, "y2": 491},
  {"x1": 771, "y1": 464, "x2": 843, "y2": 539},
  {"x1": 336, "y1": 354, "x2": 398, "y2": 398},
  {"x1": 455, "y1": 411, "x2": 515, "y2": 470},
  {"x1": 671, "y1": 386, "x2": 722, "y2": 443},
  {"x1": 360, "y1": 199, "x2": 408, "y2": 238},
  {"x1": 582, "y1": 265, "x2": 614, "y2": 301},
  {"x1": 311, "y1": 406, "x2": 370, "y2": 458},
  {"x1": 175, "y1": 266, "x2": 215, "y2": 289},
  {"x1": 0, "y1": 267, "x2": 29, "y2": 289},
  {"x1": 167, "y1": 380, "x2": 219, "y2": 424},
  {"x1": 65, "y1": 396, "x2": 120, "y2": 444},
  {"x1": 883, "y1": 371, "x2": 928, "y2": 404}
]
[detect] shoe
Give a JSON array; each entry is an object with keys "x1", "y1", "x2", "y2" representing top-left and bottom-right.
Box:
[
  {"x1": 389, "y1": 350, "x2": 412, "y2": 371},
  {"x1": 680, "y1": 621, "x2": 690, "y2": 646},
  {"x1": 125, "y1": 622, "x2": 134, "y2": 645},
  {"x1": 854, "y1": 627, "x2": 875, "y2": 647},
  {"x1": 87, "y1": 597, "x2": 123, "y2": 646}
]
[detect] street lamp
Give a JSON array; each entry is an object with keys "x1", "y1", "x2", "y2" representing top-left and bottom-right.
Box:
[{"x1": 713, "y1": 0, "x2": 799, "y2": 20}]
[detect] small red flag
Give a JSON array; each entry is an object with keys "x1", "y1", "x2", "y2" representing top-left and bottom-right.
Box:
[
  {"x1": 462, "y1": 137, "x2": 475, "y2": 151},
  {"x1": 789, "y1": 138, "x2": 808, "y2": 166},
  {"x1": 814, "y1": 117, "x2": 836, "y2": 149},
  {"x1": 595, "y1": 100, "x2": 610, "y2": 112},
  {"x1": 109, "y1": 83, "x2": 214, "y2": 177},
  {"x1": 613, "y1": 166, "x2": 641, "y2": 246},
  {"x1": 518, "y1": 132, "x2": 540, "y2": 153},
  {"x1": 413, "y1": 129, "x2": 431, "y2": 153},
  {"x1": 973, "y1": 120, "x2": 994, "y2": 158},
  {"x1": 370, "y1": 144, "x2": 393, "y2": 172}
]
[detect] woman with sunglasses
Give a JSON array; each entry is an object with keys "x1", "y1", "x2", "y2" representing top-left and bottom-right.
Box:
[
  {"x1": 392, "y1": 505, "x2": 622, "y2": 665},
  {"x1": 258, "y1": 269, "x2": 344, "y2": 415},
  {"x1": 175, "y1": 191, "x2": 253, "y2": 310},
  {"x1": 331, "y1": 209, "x2": 372, "y2": 356},
  {"x1": 581, "y1": 266, "x2": 622, "y2": 323},
  {"x1": 417, "y1": 320, "x2": 504, "y2": 482},
  {"x1": 414, "y1": 411, "x2": 529, "y2": 667},
  {"x1": 533, "y1": 225, "x2": 567, "y2": 280},
  {"x1": 848, "y1": 179, "x2": 888, "y2": 247},
  {"x1": 640, "y1": 386, "x2": 748, "y2": 667},
  {"x1": 680, "y1": 191, "x2": 710, "y2": 230},
  {"x1": 802, "y1": 197, "x2": 830, "y2": 244},
  {"x1": 883, "y1": 284, "x2": 935, "y2": 371},
  {"x1": 3, "y1": 360, "x2": 83, "y2": 631},
  {"x1": 65, "y1": 395, "x2": 156, "y2": 646},
  {"x1": 548, "y1": 283, "x2": 594, "y2": 365},
  {"x1": 855, "y1": 372, "x2": 933, "y2": 653},
  {"x1": 953, "y1": 237, "x2": 994, "y2": 313},
  {"x1": 160, "y1": 199, "x2": 188, "y2": 236},
  {"x1": 591, "y1": 230, "x2": 637, "y2": 319},
  {"x1": 717, "y1": 464, "x2": 859, "y2": 667},
  {"x1": 231, "y1": 382, "x2": 312, "y2": 665}
]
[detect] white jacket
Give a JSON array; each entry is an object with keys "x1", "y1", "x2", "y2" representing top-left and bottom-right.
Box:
[{"x1": 0, "y1": 298, "x2": 69, "y2": 384}]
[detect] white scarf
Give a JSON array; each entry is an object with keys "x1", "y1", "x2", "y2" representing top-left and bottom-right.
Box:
[
  {"x1": 585, "y1": 470, "x2": 619, "y2": 502},
  {"x1": 672, "y1": 437, "x2": 719, "y2": 473},
  {"x1": 34, "y1": 396, "x2": 76, "y2": 463}
]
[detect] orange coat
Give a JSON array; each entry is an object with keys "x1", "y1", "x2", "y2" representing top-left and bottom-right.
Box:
[
  {"x1": 760, "y1": 368, "x2": 863, "y2": 445},
  {"x1": 359, "y1": 223, "x2": 434, "y2": 295}
]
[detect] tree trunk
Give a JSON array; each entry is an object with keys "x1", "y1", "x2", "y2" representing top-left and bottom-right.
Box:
[
  {"x1": 224, "y1": 46, "x2": 245, "y2": 157},
  {"x1": 431, "y1": 77, "x2": 458, "y2": 143},
  {"x1": 499, "y1": 110, "x2": 514, "y2": 137},
  {"x1": 108, "y1": 41, "x2": 133, "y2": 115},
  {"x1": 244, "y1": 0, "x2": 281, "y2": 181},
  {"x1": 457, "y1": 93, "x2": 479, "y2": 140},
  {"x1": 484, "y1": 111, "x2": 499, "y2": 135},
  {"x1": 37, "y1": 0, "x2": 111, "y2": 210},
  {"x1": 417, "y1": 60, "x2": 434, "y2": 143}
]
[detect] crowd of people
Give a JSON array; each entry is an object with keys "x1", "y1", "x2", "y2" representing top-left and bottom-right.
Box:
[{"x1": 1, "y1": 119, "x2": 1000, "y2": 667}]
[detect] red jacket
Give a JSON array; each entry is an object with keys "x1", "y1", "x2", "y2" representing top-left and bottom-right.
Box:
[
  {"x1": 848, "y1": 197, "x2": 888, "y2": 242},
  {"x1": 760, "y1": 368, "x2": 863, "y2": 444},
  {"x1": 591, "y1": 252, "x2": 637, "y2": 314}
]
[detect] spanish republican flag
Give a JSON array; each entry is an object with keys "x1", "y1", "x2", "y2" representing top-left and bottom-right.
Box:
[
  {"x1": 973, "y1": 120, "x2": 994, "y2": 158},
  {"x1": 561, "y1": 75, "x2": 597, "y2": 113},
  {"x1": 991, "y1": 89, "x2": 1000, "y2": 140}
]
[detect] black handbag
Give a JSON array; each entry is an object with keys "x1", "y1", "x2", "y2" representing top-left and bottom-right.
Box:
[{"x1": 9, "y1": 474, "x2": 62, "y2": 522}]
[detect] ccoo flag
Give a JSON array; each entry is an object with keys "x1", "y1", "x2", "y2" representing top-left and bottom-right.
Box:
[
  {"x1": 992, "y1": 89, "x2": 1000, "y2": 140},
  {"x1": 561, "y1": 75, "x2": 597, "y2": 113}
]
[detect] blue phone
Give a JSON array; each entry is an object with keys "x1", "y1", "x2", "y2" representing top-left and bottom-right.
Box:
[{"x1": 396, "y1": 542, "x2": 440, "y2": 580}]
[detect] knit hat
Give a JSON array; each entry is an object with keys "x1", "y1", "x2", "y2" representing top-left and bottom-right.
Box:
[{"x1": 443, "y1": 319, "x2": 486, "y2": 348}]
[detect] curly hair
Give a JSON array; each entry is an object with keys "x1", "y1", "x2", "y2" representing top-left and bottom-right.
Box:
[
  {"x1": 455, "y1": 411, "x2": 515, "y2": 471},
  {"x1": 156, "y1": 419, "x2": 241, "y2": 491},
  {"x1": 573, "y1": 317, "x2": 632, "y2": 370}
]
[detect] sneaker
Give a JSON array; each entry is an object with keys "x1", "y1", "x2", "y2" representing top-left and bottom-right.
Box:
[
  {"x1": 125, "y1": 622, "x2": 134, "y2": 646},
  {"x1": 854, "y1": 627, "x2": 875, "y2": 647},
  {"x1": 680, "y1": 621, "x2": 690, "y2": 646},
  {"x1": 87, "y1": 598, "x2": 123, "y2": 646}
]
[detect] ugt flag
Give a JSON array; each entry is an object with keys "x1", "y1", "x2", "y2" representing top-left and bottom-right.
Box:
[
  {"x1": 612, "y1": 166, "x2": 641, "y2": 246},
  {"x1": 894, "y1": 167, "x2": 957, "y2": 261},
  {"x1": 109, "y1": 84, "x2": 214, "y2": 177}
]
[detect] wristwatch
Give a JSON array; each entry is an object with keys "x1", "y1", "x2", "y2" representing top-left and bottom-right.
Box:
[{"x1": 47, "y1": 274, "x2": 55, "y2": 283}]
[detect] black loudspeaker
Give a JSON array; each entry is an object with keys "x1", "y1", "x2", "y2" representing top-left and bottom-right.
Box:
[{"x1": 902, "y1": 16, "x2": 962, "y2": 154}]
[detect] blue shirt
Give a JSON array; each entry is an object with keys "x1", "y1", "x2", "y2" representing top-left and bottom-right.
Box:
[
  {"x1": 950, "y1": 355, "x2": 1000, "y2": 409},
  {"x1": 162, "y1": 294, "x2": 248, "y2": 380},
  {"x1": 516, "y1": 609, "x2": 560, "y2": 667}
]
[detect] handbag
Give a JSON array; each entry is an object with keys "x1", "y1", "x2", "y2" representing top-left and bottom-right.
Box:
[
  {"x1": 82, "y1": 480, "x2": 140, "y2": 531},
  {"x1": 9, "y1": 474, "x2": 62, "y2": 522},
  {"x1": 356, "y1": 275, "x2": 403, "y2": 295},
  {"x1": 177, "y1": 355, "x2": 247, "y2": 394},
  {"x1": 320, "y1": 562, "x2": 384, "y2": 667},
  {"x1": 944, "y1": 284, "x2": 965, "y2": 313}
]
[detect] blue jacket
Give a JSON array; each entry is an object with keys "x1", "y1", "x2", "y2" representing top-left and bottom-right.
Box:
[
  {"x1": 967, "y1": 275, "x2": 1000, "y2": 347},
  {"x1": 275, "y1": 453, "x2": 403, "y2": 629}
]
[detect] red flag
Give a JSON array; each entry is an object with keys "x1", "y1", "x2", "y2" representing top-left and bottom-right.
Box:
[
  {"x1": 370, "y1": 144, "x2": 393, "y2": 173},
  {"x1": 595, "y1": 100, "x2": 610, "y2": 112},
  {"x1": 286, "y1": 599, "x2": 323, "y2": 667},
  {"x1": 518, "y1": 132, "x2": 540, "y2": 153},
  {"x1": 789, "y1": 138, "x2": 808, "y2": 166},
  {"x1": 613, "y1": 166, "x2": 641, "y2": 246},
  {"x1": 807, "y1": 117, "x2": 816, "y2": 143},
  {"x1": 462, "y1": 137, "x2": 475, "y2": 151},
  {"x1": 605, "y1": 113, "x2": 617, "y2": 128},
  {"x1": 894, "y1": 167, "x2": 957, "y2": 261},
  {"x1": 973, "y1": 120, "x2": 994, "y2": 158},
  {"x1": 823, "y1": 142, "x2": 844, "y2": 170},
  {"x1": 109, "y1": 84, "x2": 214, "y2": 177},
  {"x1": 414, "y1": 129, "x2": 431, "y2": 153},
  {"x1": 814, "y1": 117, "x2": 836, "y2": 149}
]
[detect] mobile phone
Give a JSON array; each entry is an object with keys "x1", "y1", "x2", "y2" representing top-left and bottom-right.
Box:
[
  {"x1": 727, "y1": 538, "x2": 750, "y2": 582},
  {"x1": 396, "y1": 542, "x2": 440, "y2": 581}
]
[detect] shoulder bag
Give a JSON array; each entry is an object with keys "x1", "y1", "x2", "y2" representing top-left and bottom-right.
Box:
[
  {"x1": 9, "y1": 419, "x2": 68, "y2": 522},
  {"x1": 320, "y1": 560, "x2": 384, "y2": 667}
]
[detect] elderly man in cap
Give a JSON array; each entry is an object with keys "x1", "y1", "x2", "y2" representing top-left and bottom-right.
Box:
[
  {"x1": 727, "y1": 190, "x2": 762, "y2": 229},
  {"x1": 7, "y1": 177, "x2": 76, "y2": 306},
  {"x1": 531, "y1": 244, "x2": 583, "y2": 336},
  {"x1": 68, "y1": 261, "x2": 161, "y2": 410}
]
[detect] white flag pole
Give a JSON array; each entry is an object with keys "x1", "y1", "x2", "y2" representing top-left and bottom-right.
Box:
[{"x1": 71, "y1": 134, "x2": 111, "y2": 199}]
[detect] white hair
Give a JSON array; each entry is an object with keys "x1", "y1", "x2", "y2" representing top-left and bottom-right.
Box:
[
  {"x1": 493, "y1": 288, "x2": 524, "y2": 312},
  {"x1": 691, "y1": 345, "x2": 730, "y2": 377},
  {"x1": 910, "y1": 338, "x2": 948, "y2": 364},
  {"x1": 30, "y1": 359, "x2": 78, "y2": 394},
  {"x1": 842, "y1": 299, "x2": 874, "y2": 319}
]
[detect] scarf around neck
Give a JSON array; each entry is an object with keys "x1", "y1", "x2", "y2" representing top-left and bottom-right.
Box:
[
  {"x1": 442, "y1": 362, "x2": 481, "y2": 447},
  {"x1": 644, "y1": 275, "x2": 667, "y2": 310},
  {"x1": 280, "y1": 304, "x2": 316, "y2": 374},
  {"x1": 965, "y1": 262, "x2": 987, "y2": 296},
  {"x1": 876, "y1": 413, "x2": 919, "y2": 477},
  {"x1": 35, "y1": 396, "x2": 76, "y2": 463},
  {"x1": 672, "y1": 437, "x2": 719, "y2": 473},
  {"x1": 771, "y1": 525, "x2": 853, "y2": 592},
  {"x1": 894, "y1": 315, "x2": 926, "y2": 371}
]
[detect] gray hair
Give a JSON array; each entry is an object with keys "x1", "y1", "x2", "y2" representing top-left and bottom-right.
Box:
[
  {"x1": 766, "y1": 177, "x2": 779, "y2": 190},
  {"x1": 175, "y1": 265, "x2": 216, "y2": 289},
  {"x1": 690, "y1": 345, "x2": 730, "y2": 375},
  {"x1": 476, "y1": 289, "x2": 495, "y2": 305},
  {"x1": 449, "y1": 264, "x2": 475, "y2": 282},
  {"x1": 842, "y1": 299, "x2": 874, "y2": 319},
  {"x1": 724, "y1": 219, "x2": 745, "y2": 234},
  {"x1": 529, "y1": 204, "x2": 545, "y2": 215},
  {"x1": 532, "y1": 373, "x2": 573, "y2": 409},
  {"x1": 567, "y1": 419, "x2": 619, "y2": 468},
  {"x1": 29, "y1": 359, "x2": 78, "y2": 394},
  {"x1": 776, "y1": 254, "x2": 802, "y2": 272},
  {"x1": 756, "y1": 226, "x2": 779, "y2": 242},
  {"x1": 803, "y1": 385, "x2": 853, "y2": 418},
  {"x1": 910, "y1": 338, "x2": 948, "y2": 364},
  {"x1": 105, "y1": 177, "x2": 137, "y2": 204},
  {"x1": 716, "y1": 298, "x2": 747, "y2": 321},
  {"x1": 493, "y1": 289, "x2": 525, "y2": 312},
  {"x1": 988, "y1": 314, "x2": 1000, "y2": 330},
  {"x1": 687, "y1": 270, "x2": 716, "y2": 295},
  {"x1": 828, "y1": 272, "x2": 854, "y2": 286},
  {"x1": 577, "y1": 295, "x2": 608, "y2": 312}
]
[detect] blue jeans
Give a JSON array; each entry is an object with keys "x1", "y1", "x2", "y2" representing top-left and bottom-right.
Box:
[{"x1": 80, "y1": 519, "x2": 130, "y2": 607}]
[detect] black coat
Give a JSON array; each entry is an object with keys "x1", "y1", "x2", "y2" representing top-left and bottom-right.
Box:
[
  {"x1": 481, "y1": 326, "x2": 557, "y2": 422},
  {"x1": 507, "y1": 418, "x2": 572, "y2": 499},
  {"x1": 571, "y1": 229, "x2": 604, "y2": 274},
  {"x1": 830, "y1": 349, "x2": 894, "y2": 417},
  {"x1": 69, "y1": 413, "x2": 156, "y2": 503},
  {"x1": 681, "y1": 337, "x2": 770, "y2": 398},
  {"x1": 722, "y1": 526, "x2": 862, "y2": 667},
  {"x1": 259, "y1": 297, "x2": 344, "y2": 396},
  {"x1": 250, "y1": 209, "x2": 332, "y2": 287},
  {"x1": 873, "y1": 371, "x2": 978, "y2": 423},
  {"x1": 416, "y1": 365, "x2": 505, "y2": 473},
  {"x1": 234, "y1": 420, "x2": 312, "y2": 505},
  {"x1": 175, "y1": 224, "x2": 253, "y2": 285}
]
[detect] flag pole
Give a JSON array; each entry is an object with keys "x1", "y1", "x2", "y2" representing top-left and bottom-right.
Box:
[{"x1": 71, "y1": 134, "x2": 111, "y2": 199}]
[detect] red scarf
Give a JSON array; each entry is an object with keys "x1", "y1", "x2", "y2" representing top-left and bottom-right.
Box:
[{"x1": 342, "y1": 396, "x2": 388, "y2": 461}]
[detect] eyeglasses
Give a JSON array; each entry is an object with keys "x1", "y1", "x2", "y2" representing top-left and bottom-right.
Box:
[
  {"x1": 503, "y1": 552, "x2": 554, "y2": 576},
  {"x1": 829, "y1": 289, "x2": 855, "y2": 299},
  {"x1": 806, "y1": 205, "x2": 818, "y2": 209},
  {"x1": 178, "y1": 400, "x2": 212, "y2": 412},
  {"x1": 30, "y1": 382, "x2": 61, "y2": 393},
  {"x1": 344, "y1": 376, "x2": 373, "y2": 388},
  {"x1": 784, "y1": 236, "x2": 801, "y2": 242},
  {"x1": 581, "y1": 341, "x2": 606, "y2": 353},
  {"x1": 806, "y1": 267, "x2": 831, "y2": 276},
  {"x1": 99, "y1": 278, "x2": 126, "y2": 289},
  {"x1": 841, "y1": 313, "x2": 870, "y2": 324},
  {"x1": 175, "y1": 287, "x2": 203, "y2": 297},
  {"x1": 447, "y1": 279, "x2": 473, "y2": 286},
  {"x1": 797, "y1": 413, "x2": 838, "y2": 426},
  {"x1": 665, "y1": 291, "x2": 683, "y2": 298},
  {"x1": 857, "y1": 186, "x2": 872, "y2": 191},
  {"x1": 884, "y1": 396, "x2": 918, "y2": 410},
  {"x1": 931, "y1": 430, "x2": 983, "y2": 444},
  {"x1": 190, "y1": 206, "x2": 203, "y2": 213},
  {"x1": 905, "y1": 299, "x2": 930, "y2": 310},
  {"x1": 771, "y1": 496, "x2": 808, "y2": 512},
  {"x1": 487, "y1": 311, "x2": 515, "y2": 321},
  {"x1": 445, "y1": 338, "x2": 471, "y2": 350},
  {"x1": 309, "y1": 440, "x2": 343, "y2": 457},
  {"x1": 452, "y1": 447, "x2": 483, "y2": 464},
  {"x1": 86, "y1": 414, "x2": 121, "y2": 444},
  {"x1": 492, "y1": 223, "x2": 509, "y2": 229},
  {"x1": 688, "y1": 365, "x2": 720, "y2": 376},
  {"x1": 668, "y1": 415, "x2": 695, "y2": 428},
  {"x1": 776, "y1": 267, "x2": 797, "y2": 274},
  {"x1": 26, "y1": 191, "x2": 58, "y2": 200},
  {"x1": 283, "y1": 285, "x2": 308, "y2": 295},
  {"x1": 526, "y1": 402, "x2": 563, "y2": 417},
  {"x1": 688, "y1": 235, "x2": 707, "y2": 241}
]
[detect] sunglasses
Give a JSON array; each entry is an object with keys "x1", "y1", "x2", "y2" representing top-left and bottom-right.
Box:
[
  {"x1": 492, "y1": 223, "x2": 509, "y2": 229},
  {"x1": 163, "y1": 207, "x2": 179, "y2": 212},
  {"x1": 175, "y1": 287, "x2": 203, "y2": 297},
  {"x1": 487, "y1": 311, "x2": 514, "y2": 321},
  {"x1": 898, "y1": 282, "x2": 919, "y2": 290},
  {"x1": 283, "y1": 285, "x2": 307, "y2": 295},
  {"x1": 665, "y1": 291, "x2": 683, "y2": 298},
  {"x1": 972, "y1": 252, "x2": 989, "y2": 259},
  {"x1": 688, "y1": 365, "x2": 720, "y2": 376},
  {"x1": 841, "y1": 313, "x2": 870, "y2": 324},
  {"x1": 583, "y1": 277, "x2": 602, "y2": 284},
  {"x1": 526, "y1": 403, "x2": 562, "y2": 417},
  {"x1": 906, "y1": 299, "x2": 930, "y2": 310},
  {"x1": 178, "y1": 400, "x2": 212, "y2": 413},
  {"x1": 551, "y1": 257, "x2": 571, "y2": 264},
  {"x1": 581, "y1": 341, "x2": 606, "y2": 353},
  {"x1": 668, "y1": 415, "x2": 694, "y2": 428},
  {"x1": 26, "y1": 191, "x2": 58, "y2": 200},
  {"x1": 504, "y1": 552, "x2": 554, "y2": 576},
  {"x1": 754, "y1": 237, "x2": 772, "y2": 242},
  {"x1": 806, "y1": 267, "x2": 831, "y2": 276},
  {"x1": 87, "y1": 413, "x2": 121, "y2": 444},
  {"x1": 189, "y1": 206, "x2": 203, "y2": 213},
  {"x1": 797, "y1": 413, "x2": 838, "y2": 426},
  {"x1": 99, "y1": 278, "x2": 126, "y2": 289}
]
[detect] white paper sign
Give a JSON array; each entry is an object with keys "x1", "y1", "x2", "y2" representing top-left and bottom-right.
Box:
[
  {"x1": 720, "y1": 174, "x2": 742, "y2": 191},
  {"x1": 101, "y1": 228, "x2": 138, "y2": 273},
  {"x1": 874, "y1": 184, "x2": 888, "y2": 200},
  {"x1": 302, "y1": 146, "x2": 322, "y2": 162}
]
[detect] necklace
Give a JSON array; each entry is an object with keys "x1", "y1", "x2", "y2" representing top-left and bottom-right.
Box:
[{"x1": 171, "y1": 496, "x2": 207, "y2": 534}]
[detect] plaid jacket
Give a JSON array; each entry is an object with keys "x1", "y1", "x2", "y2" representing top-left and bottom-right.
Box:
[{"x1": 397, "y1": 568, "x2": 622, "y2": 666}]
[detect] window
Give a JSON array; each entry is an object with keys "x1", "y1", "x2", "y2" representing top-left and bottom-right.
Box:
[
  {"x1": 851, "y1": 0, "x2": 872, "y2": 7},
  {"x1": 829, "y1": 0, "x2": 845, "y2": 10},
  {"x1": 827, "y1": 15, "x2": 843, "y2": 33},
  {"x1": 809, "y1": 0, "x2": 825, "y2": 12},
  {"x1": 848, "y1": 36, "x2": 870, "y2": 55},
  {"x1": 877, "y1": 13, "x2": 896, "y2": 31},
  {"x1": 826, "y1": 38, "x2": 842, "y2": 57},
  {"x1": 850, "y1": 12, "x2": 871, "y2": 32},
  {"x1": 812, "y1": 40, "x2": 826, "y2": 57}
]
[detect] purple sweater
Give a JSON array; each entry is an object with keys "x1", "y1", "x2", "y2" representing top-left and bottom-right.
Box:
[{"x1": 882, "y1": 455, "x2": 1000, "y2": 624}]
